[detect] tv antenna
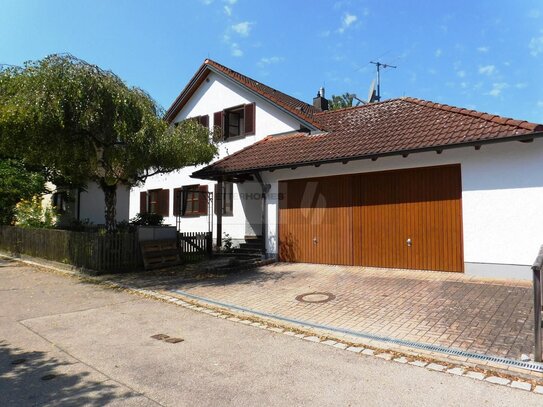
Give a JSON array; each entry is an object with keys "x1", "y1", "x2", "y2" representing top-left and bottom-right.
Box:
[{"x1": 369, "y1": 61, "x2": 397, "y2": 102}]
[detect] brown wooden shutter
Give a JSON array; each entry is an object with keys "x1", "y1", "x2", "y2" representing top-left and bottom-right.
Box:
[
  {"x1": 225, "y1": 182, "x2": 233, "y2": 216},
  {"x1": 198, "y1": 185, "x2": 208, "y2": 215},
  {"x1": 214, "y1": 111, "x2": 224, "y2": 138},
  {"x1": 173, "y1": 188, "x2": 182, "y2": 216},
  {"x1": 159, "y1": 189, "x2": 170, "y2": 217},
  {"x1": 244, "y1": 103, "x2": 256, "y2": 135},
  {"x1": 140, "y1": 191, "x2": 148, "y2": 214},
  {"x1": 199, "y1": 115, "x2": 209, "y2": 129}
]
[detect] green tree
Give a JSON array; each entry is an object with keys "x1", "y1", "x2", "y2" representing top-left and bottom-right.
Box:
[
  {"x1": 329, "y1": 93, "x2": 355, "y2": 110},
  {"x1": 0, "y1": 55, "x2": 218, "y2": 231},
  {"x1": 0, "y1": 159, "x2": 47, "y2": 225}
]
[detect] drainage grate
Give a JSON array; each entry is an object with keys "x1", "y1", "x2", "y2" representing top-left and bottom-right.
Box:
[{"x1": 171, "y1": 288, "x2": 543, "y2": 373}]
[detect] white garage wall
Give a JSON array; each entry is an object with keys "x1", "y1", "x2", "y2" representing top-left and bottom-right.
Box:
[
  {"x1": 129, "y1": 71, "x2": 304, "y2": 242},
  {"x1": 264, "y1": 138, "x2": 543, "y2": 278}
]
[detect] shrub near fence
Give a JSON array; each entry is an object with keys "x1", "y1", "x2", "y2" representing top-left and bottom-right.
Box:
[{"x1": 0, "y1": 226, "x2": 143, "y2": 273}]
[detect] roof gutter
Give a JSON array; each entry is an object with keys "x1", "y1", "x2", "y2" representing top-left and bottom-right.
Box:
[{"x1": 191, "y1": 130, "x2": 543, "y2": 180}]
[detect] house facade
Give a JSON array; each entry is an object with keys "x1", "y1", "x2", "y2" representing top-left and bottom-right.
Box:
[{"x1": 132, "y1": 59, "x2": 543, "y2": 280}]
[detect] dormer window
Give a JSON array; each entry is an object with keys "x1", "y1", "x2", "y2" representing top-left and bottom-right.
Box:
[{"x1": 214, "y1": 103, "x2": 255, "y2": 141}]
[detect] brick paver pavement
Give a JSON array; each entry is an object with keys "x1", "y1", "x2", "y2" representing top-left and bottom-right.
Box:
[{"x1": 113, "y1": 263, "x2": 535, "y2": 360}]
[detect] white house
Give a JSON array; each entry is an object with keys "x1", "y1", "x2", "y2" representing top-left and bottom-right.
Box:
[{"x1": 129, "y1": 59, "x2": 543, "y2": 280}]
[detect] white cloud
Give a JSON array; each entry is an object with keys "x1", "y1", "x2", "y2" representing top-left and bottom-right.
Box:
[
  {"x1": 537, "y1": 100, "x2": 543, "y2": 108},
  {"x1": 224, "y1": 5, "x2": 232, "y2": 15},
  {"x1": 231, "y1": 43, "x2": 243, "y2": 57},
  {"x1": 258, "y1": 56, "x2": 284, "y2": 67},
  {"x1": 435, "y1": 48, "x2": 442, "y2": 57},
  {"x1": 529, "y1": 9, "x2": 541, "y2": 19},
  {"x1": 457, "y1": 70, "x2": 466, "y2": 78},
  {"x1": 200, "y1": 0, "x2": 213, "y2": 4},
  {"x1": 477, "y1": 46, "x2": 489, "y2": 53},
  {"x1": 338, "y1": 13, "x2": 357, "y2": 33},
  {"x1": 232, "y1": 21, "x2": 253, "y2": 36},
  {"x1": 224, "y1": 0, "x2": 237, "y2": 4},
  {"x1": 529, "y1": 33, "x2": 543, "y2": 56},
  {"x1": 515, "y1": 82, "x2": 528, "y2": 89},
  {"x1": 478, "y1": 65, "x2": 496, "y2": 75},
  {"x1": 487, "y1": 82, "x2": 508, "y2": 97}
]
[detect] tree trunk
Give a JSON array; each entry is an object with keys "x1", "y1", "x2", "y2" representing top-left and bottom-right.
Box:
[{"x1": 100, "y1": 180, "x2": 117, "y2": 232}]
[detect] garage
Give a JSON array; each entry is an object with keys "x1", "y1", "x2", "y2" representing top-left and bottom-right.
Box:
[{"x1": 278, "y1": 165, "x2": 464, "y2": 272}]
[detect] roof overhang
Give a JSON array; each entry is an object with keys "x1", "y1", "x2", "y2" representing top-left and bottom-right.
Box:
[{"x1": 191, "y1": 130, "x2": 543, "y2": 181}]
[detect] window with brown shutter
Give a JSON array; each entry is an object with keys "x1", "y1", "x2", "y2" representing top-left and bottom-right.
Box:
[
  {"x1": 214, "y1": 182, "x2": 234, "y2": 216},
  {"x1": 148, "y1": 189, "x2": 160, "y2": 214},
  {"x1": 158, "y1": 189, "x2": 170, "y2": 217},
  {"x1": 213, "y1": 111, "x2": 224, "y2": 138},
  {"x1": 179, "y1": 185, "x2": 208, "y2": 216},
  {"x1": 244, "y1": 103, "x2": 255, "y2": 135},
  {"x1": 146, "y1": 189, "x2": 169, "y2": 217},
  {"x1": 140, "y1": 191, "x2": 148, "y2": 214},
  {"x1": 199, "y1": 114, "x2": 209, "y2": 129},
  {"x1": 173, "y1": 187, "x2": 182, "y2": 216},
  {"x1": 198, "y1": 185, "x2": 208, "y2": 215}
]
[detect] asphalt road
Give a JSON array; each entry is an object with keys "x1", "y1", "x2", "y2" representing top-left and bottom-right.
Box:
[{"x1": 0, "y1": 259, "x2": 541, "y2": 406}]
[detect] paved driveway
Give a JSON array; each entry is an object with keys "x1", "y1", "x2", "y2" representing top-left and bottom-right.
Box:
[{"x1": 115, "y1": 263, "x2": 535, "y2": 361}]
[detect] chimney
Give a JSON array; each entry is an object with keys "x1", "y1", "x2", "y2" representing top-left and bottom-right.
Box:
[{"x1": 313, "y1": 87, "x2": 329, "y2": 111}]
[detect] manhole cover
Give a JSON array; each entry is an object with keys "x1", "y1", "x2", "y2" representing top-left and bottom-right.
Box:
[{"x1": 295, "y1": 292, "x2": 336, "y2": 304}]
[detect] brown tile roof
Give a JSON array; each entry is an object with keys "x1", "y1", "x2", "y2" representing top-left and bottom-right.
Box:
[
  {"x1": 193, "y1": 97, "x2": 543, "y2": 179},
  {"x1": 164, "y1": 59, "x2": 321, "y2": 128}
]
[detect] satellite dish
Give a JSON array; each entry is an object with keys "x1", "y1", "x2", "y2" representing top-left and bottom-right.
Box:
[{"x1": 367, "y1": 79, "x2": 377, "y2": 103}]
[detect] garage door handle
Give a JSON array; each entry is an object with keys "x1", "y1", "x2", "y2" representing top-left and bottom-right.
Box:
[
  {"x1": 406, "y1": 238, "x2": 412, "y2": 247},
  {"x1": 313, "y1": 237, "x2": 318, "y2": 244}
]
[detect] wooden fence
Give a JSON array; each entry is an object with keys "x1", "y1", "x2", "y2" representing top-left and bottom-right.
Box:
[
  {"x1": 178, "y1": 232, "x2": 213, "y2": 262},
  {"x1": 0, "y1": 226, "x2": 143, "y2": 273}
]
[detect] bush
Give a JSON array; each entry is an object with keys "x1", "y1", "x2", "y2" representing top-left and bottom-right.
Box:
[
  {"x1": 15, "y1": 197, "x2": 57, "y2": 228},
  {"x1": 130, "y1": 212, "x2": 164, "y2": 226},
  {"x1": 223, "y1": 233, "x2": 233, "y2": 252}
]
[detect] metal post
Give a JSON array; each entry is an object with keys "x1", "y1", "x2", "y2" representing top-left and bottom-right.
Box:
[
  {"x1": 534, "y1": 267, "x2": 542, "y2": 363},
  {"x1": 216, "y1": 179, "x2": 223, "y2": 250},
  {"x1": 532, "y1": 245, "x2": 543, "y2": 363}
]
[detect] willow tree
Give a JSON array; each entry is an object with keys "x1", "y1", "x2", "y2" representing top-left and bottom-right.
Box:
[{"x1": 0, "y1": 54, "x2": 217, "y2": 230}]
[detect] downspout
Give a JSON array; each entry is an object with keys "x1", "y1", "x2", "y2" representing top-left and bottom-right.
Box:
[
  {"x1": 254, "y1": 172, "x2": 270, "y2": 258},
  {"x1": 216, "y1": 178, "x2": 223, "y2": 250}
]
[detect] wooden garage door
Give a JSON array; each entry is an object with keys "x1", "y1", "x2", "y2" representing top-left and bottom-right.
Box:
[
  {"x1": 352, "y1": 165, "x2": 463, "y2": 272},
  {"x1": 278, "y1": 175, "x2": 353, "y2": 265},
  {"x1": 278, "y1": 164, "x2": 463, "y2": 272}
]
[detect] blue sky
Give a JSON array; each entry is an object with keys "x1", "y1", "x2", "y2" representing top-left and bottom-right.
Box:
[{"x1": 1, "y1": 0, "x2": 542, "y2": 122}]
